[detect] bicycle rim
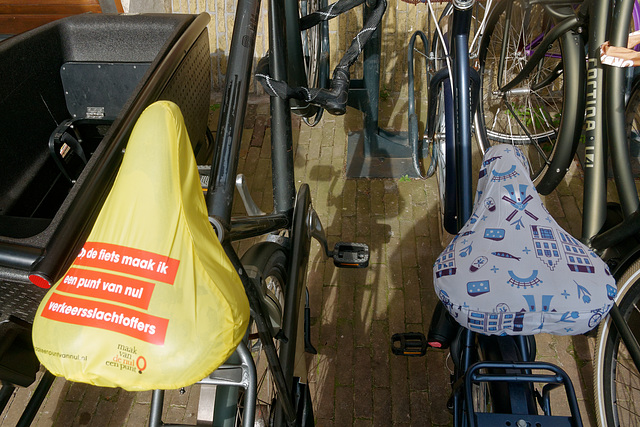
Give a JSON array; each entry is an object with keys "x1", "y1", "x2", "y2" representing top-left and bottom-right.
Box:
[
  {"x1": 237, "y1": 249, "x2": 288, "y2": 426},
  {"x1": 594, "y1": 258, "x2": 640, "y2": 426},
  {"x1": 478, "y1": 0, "x2": 564, "y2": 182},
  {"x1": 433, "y1": 0, "x2": 490, "y2": 65},
  {"x1": 301, "y1": 0, "x2": 321, "y2": 90},
  {"x1": 300, "y1": 0, "x2": 327, "y2": 125}
]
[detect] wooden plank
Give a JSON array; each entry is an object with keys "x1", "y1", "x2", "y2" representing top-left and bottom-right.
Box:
[
  {"x1": 0, "y1": 0, "x2": 124, "y2": 35},
  {"x1": 0, "y1": 0, "x2": 102, "y2": 6},
  {"x1": 0, "y1": 14, "x2": 73, "y2": 33},
  {"x1": 0, "y1": 5, "x2": 101, "y2": 14},
  {"x1": 0, "y1": 0, "x2": 123, "y2": 14}
]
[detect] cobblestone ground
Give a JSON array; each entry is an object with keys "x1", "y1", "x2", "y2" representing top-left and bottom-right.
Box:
[{"x1": 0, "y1": 98, "x2": 600, "y2": 426}]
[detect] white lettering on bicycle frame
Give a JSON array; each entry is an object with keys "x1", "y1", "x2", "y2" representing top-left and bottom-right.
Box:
[{"x1": 585, "y1": 59, "x2": 599, "y2": 167}]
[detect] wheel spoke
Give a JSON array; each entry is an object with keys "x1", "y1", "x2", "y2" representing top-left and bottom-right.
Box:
[{"x1": 479, "y1": 0, "x2": 564, "y2": 182}]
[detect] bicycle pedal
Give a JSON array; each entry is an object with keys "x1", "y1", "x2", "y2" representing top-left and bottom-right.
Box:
[
  {"x1": 332, "y1": 242, "x2": 369, "y2": 268},
  {"x1": 198, "y1": 165, "x2": 211, "y2": 191},
  {"x1": 391, "y1": 332, "x2": 427, "y2": 357}
]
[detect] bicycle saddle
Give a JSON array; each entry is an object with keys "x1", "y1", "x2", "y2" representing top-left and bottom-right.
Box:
[
  {"x1": 434, "y1": 144, "x2": 616, "y2": 336},
  {"x1": 32, "y1": 101, "x2": 250, "y2": 390}
]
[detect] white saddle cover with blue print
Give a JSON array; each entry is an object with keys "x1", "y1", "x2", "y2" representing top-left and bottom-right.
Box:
[{"x1": 433, "y1": 144, "x2": 617, "y2": 336}]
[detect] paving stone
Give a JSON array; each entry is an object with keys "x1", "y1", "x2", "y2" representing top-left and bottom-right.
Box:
[
  {"x1": 320, "y1": 284, "x2": 339, "y2": 348},
  {"x1": 372, "y1": 388, "x2": 393, "y2": 427},
  {"x1": 313, "y1": 347, "x2": 337, "y2": 421},
  {"x1": 389, "y1": 358, "x2": 411, "y2": 425},
  {"x1": 124, "y1": 402, "x2": 150, "y2": 426},
  {"x1": 409, "y1": 390, "x2": 431, "y2": 426},
  {"x1": 353, "y1": 347, "x2": 373, "y2": 419},
  {"x1": 335, "y1": 319, "x2": 355, "y2": 387},
  {"x1": 354, "y1": 285, "x2": 374, "y2": 337}
]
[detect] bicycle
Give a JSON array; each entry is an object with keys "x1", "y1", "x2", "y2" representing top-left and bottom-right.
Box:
[
  {"x1": 476, "y1": 1, "x2": 640, "y2": 423},
  {"x1": 476, "y1": 0, "x2": 640, "y2": 196},
  {"x1": 393, "y1": 0, "x2": 640, "y2": 425},
  {"x1": 0, "y1": 1, "x2": 380, "y2": 426},
  {"x1": 187, "y1": 0, "x2": 390, "y2": 421},
  {"x1": 108, "y1": 0, "x2": 383, "y2": 422}
]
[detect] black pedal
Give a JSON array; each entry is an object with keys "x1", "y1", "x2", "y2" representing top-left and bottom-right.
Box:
[
  {"x1": 332, "y1": 242, "x2": 369, "y2": 268},
  {"x1": 391, "y1": 332, "x2": 427, "y2": 357}
]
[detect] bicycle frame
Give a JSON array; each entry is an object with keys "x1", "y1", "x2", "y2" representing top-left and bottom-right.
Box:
[
  {"x1": 199, "y1": 0, "x2": 322, "y2": 423},
  {"x1": 582, "y1": 0, "x2": 640, "y2": 391}
]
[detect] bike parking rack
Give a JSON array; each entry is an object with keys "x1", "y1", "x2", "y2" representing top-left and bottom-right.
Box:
[{"x1": 346, "y1": 0, "x2": 426, "y2": 178}]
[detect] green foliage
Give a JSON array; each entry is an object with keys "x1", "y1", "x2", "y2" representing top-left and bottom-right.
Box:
[{"x1": 505, "y1": 106, "x2": 561, "y2": 131}]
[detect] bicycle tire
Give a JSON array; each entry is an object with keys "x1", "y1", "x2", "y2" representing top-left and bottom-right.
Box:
[
  {"x1": 477, "y1": 0, "x2": 585, "y2": 194},
  {"x1": 235, "y1": 243, "x2": 289, "y2": 426},
  {"x1": 476, "y1": 335, "x2": 537, "y2": 416},
  {"x1": 625, "y1": 75, "x2": 640, "y2": 179},
  {"x1": 431, "y1": 0, "x2": 490, "y2": 66},
  {"x1": 286, "y1": 0, "x2": 329, "y2": 120},
  {"x1": 594, "y1": 257, "x2": 640, "y2": 427},
  {"x1": 300, "y1": 0, "x2": 330, "y2": 125}
]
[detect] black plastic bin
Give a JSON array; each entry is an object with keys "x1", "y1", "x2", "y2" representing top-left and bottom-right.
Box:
[{"x1": 0, "y1": 12, "x2": 212, "y2": 388}]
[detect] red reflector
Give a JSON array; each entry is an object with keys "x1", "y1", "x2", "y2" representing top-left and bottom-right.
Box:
[
  {"x1": 29, "y1": 274, "x2": 52, "y2": 289},
  {"x1": 428, "y1": 341, "x2": 442, "y2": 348}
]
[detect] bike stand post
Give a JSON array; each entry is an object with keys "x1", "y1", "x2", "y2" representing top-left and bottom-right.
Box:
[{"x1": 346, "y1": 0, "x2": 423, "y2": 178}]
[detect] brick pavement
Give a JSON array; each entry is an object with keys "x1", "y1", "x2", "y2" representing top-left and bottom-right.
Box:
[{"x1": 0, "y1": 98, "x2": 598, "y2": 426}]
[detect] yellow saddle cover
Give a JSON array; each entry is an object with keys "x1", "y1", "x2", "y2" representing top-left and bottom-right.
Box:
[{"x1": 32, "y1": 101, "x2": 249, "y2": 391}]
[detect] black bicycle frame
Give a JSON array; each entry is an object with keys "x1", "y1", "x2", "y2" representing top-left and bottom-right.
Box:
[
  {"x1": 584, "y1": 0, "x2": 640, "y2": 383},
  {"x1": 581, "y1": 0, "x2": 640, "y2": 247},
  {"x1": 203, "y1": 0, "x2": 315, "y2": 422}
]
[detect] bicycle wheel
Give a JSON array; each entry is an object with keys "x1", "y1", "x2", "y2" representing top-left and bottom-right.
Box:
[
  {"x1": 625, "y1": 76, "x2": 640, "y2": 178},
  {"x1": 301, "y1": 0, "x2": 329, "y2": 125},
  {"x1": 301, "y1": 0, "x2": 327, "y2": 92},
  {"x1": 236, "y1": 244, "x2": 288, "y2": 426},
  {"x1": 477, "y1": 335, "x2": 537, "y2": 415},
  {"x1": 477, "y1": 0, "x2": 584, "y2": 192},
  {"x1": 431, "y1": 0, "x2": 490, "y2": 66},
  {"x1": 594, "y1": 258, "x2": 640, "y2": 427}
]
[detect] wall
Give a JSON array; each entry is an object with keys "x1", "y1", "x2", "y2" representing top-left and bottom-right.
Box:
[{"x1": 128, "y1": 0, "x2": 448, "y2": 128}]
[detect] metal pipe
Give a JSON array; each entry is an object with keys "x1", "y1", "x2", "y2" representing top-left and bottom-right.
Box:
[
  {"x1": 609, "y1": 303, "x2": 640, "y2": 378},
  {"x1": 581, "y1": 0, "x2": 611, "y2": 241},
  {"x1": 608, "y1": 0, "x2": 640, "y2": 217},
  {"x1": 148, "y1": 390, "x2": 165, "y2": 427},
  {"x1": 206, "y1": 0, "x2": 261, "y2": 223},
  {"x1": 237, "y1": 342, "x2": 257, "y2": 427},
  {"x1": 268, "y1": 0, "x2": 296, "y2": 215}
]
